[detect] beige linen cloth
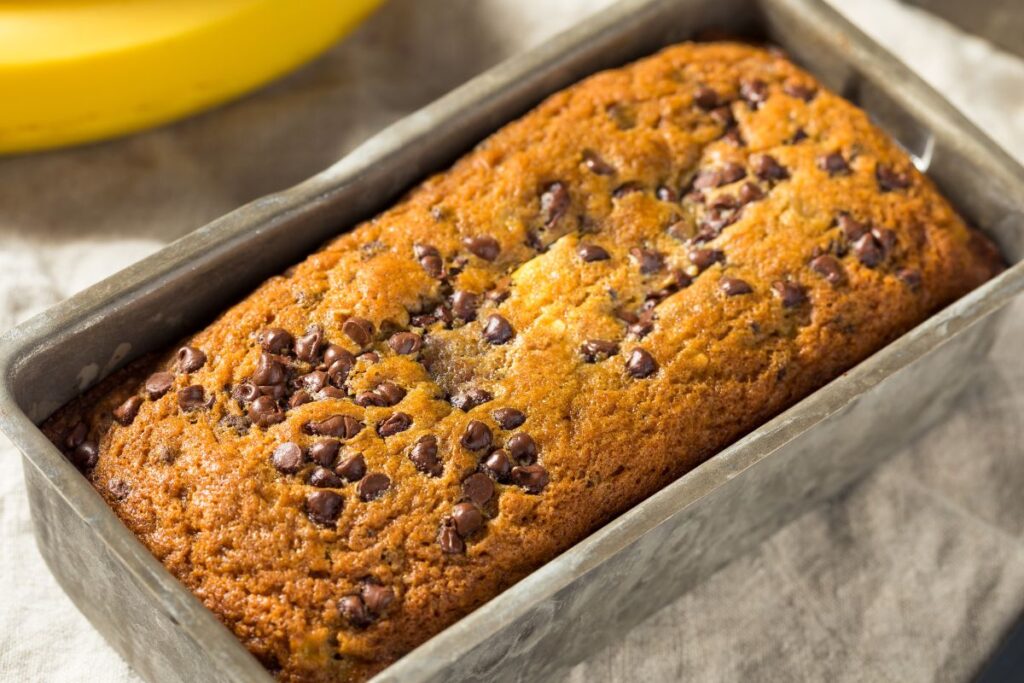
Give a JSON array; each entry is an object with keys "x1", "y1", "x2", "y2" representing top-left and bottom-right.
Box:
[{"x1": 1, "y1": 1, "x2": 1022, "y2": 680}]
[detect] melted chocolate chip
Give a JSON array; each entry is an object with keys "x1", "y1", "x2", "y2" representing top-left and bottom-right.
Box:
[
  {"x1": 231, "y1": 382, "x2": 258, "y2": 403},
  {"x1": 740, "y1": 78, "x2": 769, "y2": 108},
  {"x1": 463, "y1": 472, "x2": 495, "y2": 506},
  {"x1": 693, "y1": 85, "x2": 720, "y2": 110},
  {"x1": 295, "y1": 325, "x2": 324, "y2": 362},
  {"x1": 511, "y1": 464, "x2": 550, "y2": 494},
  {"x1": 310, "y1": 467, "x2": 343, "y2": 488},
  {"x1": 64, "y1": 422, "x2": 87, "y2": 450},
  {"x1": 612, "y1": 181, "x2": 645, "y2": 198},
  {"x1": 306, "y1": 490, "x2": 343, "y2": 526},
  {"x1": 506, "y1": 433, "x2": 538, "y2": 465},
  {"x1": 450, "y1": 290, "x2": 479, "y2": 322},
  {"x1": 720, "y1": 277, "x2": 753, "y2": 296},
  {"x1": 357, "y1": 473, "x2": 390, "y2": 501},
  {"x1": 177, "y1": 346, "x2": 206, "y2": 373},
  {"x1": 113, "y1": 396, "x2": 143, "y2": 426},
  {"x1": 482, "y1": 314, "x2": 514, "y2": 345},
  {"x1": 540, "y1": 181, "x2": 570, "y2": 227},
  {"x1": 751, "y1": 154, "x2": 789, "y2": 181},
  {"x1": 578, "y1": 243, "x2": 610, "y2": 262},
  {"x1": 251, "y1": 353, "x2": 286, "y2": 386},
  {"x1": 460, "y1": 420, "x2": 492, "y2": 451},
  {"x1": 289, "y1": 390, "x2": 313, "y2": 409},
  {"x1": 876, "y1": 164, "x2": 911, "y2": 191},
  {"x1": 260, "y1": 328, "x2": 294, "y2": 354},
  {"x1": 818, "y1": 153, "x2": 850, "y2": 176},
  {"x1": 326, "y1": 358, "x2": 353, "y2": 388},
  {"x1": 323, "y1": 344, "x2": 355, "y2": 370},
  {"x1": 355, "y1": 390, "x2": 387, "y2": 408},
  {"x1": 451, "y1": 388, "x2": 493, "y2": 411},
  {"x1": 335, "y1": 452, "x2": 367, "y2": 482},
  {"x1": 897, "y1": 268, "x2": 922, "y2": 289},
  {"x1": 689, "y1": 247, "x2": 725, "y2": 272},
  {"x1": 307, "y1": 415, "x2": 363, "y2": 439},
  {"x1": 376, "y1": 382, "x2": 406, "y2": 407},
  {"x1": 343, "y1": 318, "x2": 374, "y2": 348},
  {"x1": 581, "y1": 339, "x2": 619, "y2": 363},
  {"x1": 852, "y1": 233, "x2": 884, "y2": 268},
  {"x1": 361, "y1": 583, "x2": 395, "y2": 615},
  {"x1": 301, "y1": 371, "x2": 328, "y2": 393},
  {"x1": 377, "y1": 412, "x2": 412, "y2": 437},
  {"x1": 872, "y1": 226, "x2": 897, "y2": 255},
  {"x1": 388, "y1": 331, "x2": 422, "y2": 355},
  {"x1": 709, "y1": 106, "x2": 735, "y2": 128},
  {"x1": 70, "y1": 440, "x2": 99, "y2": 471},
  {"x1": 810, "y1": 254, "x2": 845, "y2": 285},
  {"x1": 463, "y1": 235, "x2": 501, "y2": 262},
  {"x1": 248, "y1": 395, "x2": 284, "y2": 426},
  {"x1": 452, "y1": 502, "x2": 483, "y2": 537},
  {"x1": 656, "y1": 185, "x2": 679, "y2": 202},
  {"x1": 626, "y1": 348, "x2": 657, "y2": 378},
  {"x1": 409, "y1": 435, "x2": 442, "y2": 477},
  {"x1": 339, "y1": 595, "x2": 371, "y2": 628},
  {"x1": 630, "y1": 248, "x2": 664, "y2": 275},
  {"x1": 582, "y1": 150, "x2": 615, "y2": 175},
  {"x1": 309, "y1": 440, "x2": 340, "y2": 468},
  {"x1": 772, "y1": 281, "x2": 807, "y2": 308},
  {"x1": 177, "y1": 385, "x2": 209, "y2": 412},
  {"x1": 144, "y1": 372, "x2": 174, "y2": 399},
  {"x1": 790, "y1": 128, "x2": 809, "y2": 144},
  {"x1": 837, "y1": 214, "x2": 869, "y2": 242},
  {"x1": 783, "y1": 80, "x2": 816, "y2": 101},
  {"x1": 414, "y1": 243, "x2": 445, "y2": 279},
  {"x1": 482, "y1": 449, "x2": 512, "y2": 481},
  {"x1": 492, "y1": 408, "x2": 525, "y2": 430},
  {"x1": 737, "y1": 182, "x2": 764, "y2": 205},
  {"x1": 439, "y1": 520, "x2": 465, "y2": 554}
]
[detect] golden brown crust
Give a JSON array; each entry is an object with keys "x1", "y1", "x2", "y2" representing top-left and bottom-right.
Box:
[{"x1": 44, "y1": 42, "x2": 1002, "y2": 682}]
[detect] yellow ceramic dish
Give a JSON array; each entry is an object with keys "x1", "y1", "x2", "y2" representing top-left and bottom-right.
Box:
[{"x1": 0, "y1": 0, "x2": 383, "y2": 153}]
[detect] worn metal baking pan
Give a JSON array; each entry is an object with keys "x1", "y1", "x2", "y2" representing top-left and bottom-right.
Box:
[
  {"x1": 1, "y1": 0, "x2": 1022, "y2": 681},
  {"x1": 902, "y1": 0, "x2": 1024, "y2": 59}
]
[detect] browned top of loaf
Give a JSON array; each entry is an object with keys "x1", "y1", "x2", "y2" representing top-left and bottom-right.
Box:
[{"x1": 43, "y1": 42, "x2": 1002, "y2": 682}]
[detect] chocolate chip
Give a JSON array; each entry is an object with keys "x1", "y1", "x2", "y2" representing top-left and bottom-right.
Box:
[
  {"x1": 343, "y1": 318, "x2": 374, "y2": 348},
  {"x1": 354, "y1": 391, "x2": 386, "y2": 408},
  {"x1": 306, "y1": 490, "x2": 343, "y2": 526},
  {"x1": 451, "y1": 388, "x2": 493, "y2": 411},
  {"x1": 876, "y1": 164, "x2": 910, "y2": 191},
  {"x1": 323, "y1": 344, "x2": 355, "y2": 370},
  {"x1": 486, "y1": 288, "x2": 511, "y2": 305},
  {"x1": 737, "y1": 182, "x2": 764, "y2": 205},
  {"x1": 251, "y1": 353, "x2": 286, "y2": 386},
  {"x1": 308, "y1": 440, "x2": 340, "y2": 468},
  {"x1": 361, "y1": 583, "x2": 394, "y2": 614},
  {"x1": 837, "y1": 213, "x2": 869, "y2": 242},
  {"x1": 177, "y1": 346, "x2": 206, "y2": 373},
  {"x1": 144, "y1": 372, "x2": 174, "y2": 399},
  {"x1": 693, "y1": 168, "x2": 724, "y2": 191},
  {"x1": 511, "y1": 465, "x2": 549, "y2": 494},
  {"x1": 260, "y1": 328, "x2": 294, "y2": 354},
  {"x1": 339, "y1": 594, "x2": 371, "y2": 628},
  {"x1": 463, "y1": 234, "x2": 502, "y2": 262},
  {"x1": 452, "y1": 502, "x2": 483, "y2": 537},
  {"x1": 740, "y1": 78, "x2": 769, "y2": 108},
  {"x1": 626, "y1": 348, "x2": 657, "y2": 378},
  {"x1": 326, "y1": 358, "x2": 352, "y2": 388},
  {"x1": 629, "y1": 319, "x2": 654, "y2": 340},
  {"x1": 439, "y1": 520, "x2": 465, "y2": 554},
  {"x1": 783, "y1": 80, "x2": 816, "y2": 101},
  {"x1": 461, "y1": 420, "x2": 492, "y2": 451},
  {"x1": 269, "y1": 442, "x2": 304, "y2": 474},
  {"x1": 582, "y1": 149, "x2": 615, "y2": 175},
  {"x1": 64, "y1": 422, "x2": 88, "y2": 450},
  {"x1": 772, "y1": 281, "x2": 807, "y2": 308},
  {"x1": 656, "y1": 185, "x2": 679, "y2": 202},
  {"x1": 310, "y1": 466, "x2": 343, "y2": 488},
  {"x1": 301, "y1": 371, "x2": 328, "y2": 393},
  {"x1": 248, "y1": 395, "x2": 284, "y2": 426},
  {"x1": 375, "y1": 382, "x2": 406, "y2": 407},
  {"x1": 540, "y1": 181, "x2": 570, "y2": 227},
  {"x1": 751, "y1": 154, "x2": 789, "y2": 181},
  {"x1": 289, "y1": 390, "x2": 312, "y2": 409},
  {"x1": 462, "y1": 472, "x2": 495, "y2": 506},
  {"x1": 387, "y1": 331, "x2": 422, "y2": 355},
  {"x1": 818, "y1": 153, "x2": 850, "y2": 176},
  {"x1": 177, "y1": 385, "x2": 209, "y2": 412},
  {"x1": 409, "y1": 435, "x2": 442, "y2": 477},
  {"x1": 113, "y1": 396, "x2": 143, "y2": 426},
  {"x1": 612, "y1": 181, "x2": 645, "y2": 198},
  {"x1": 790, "y1": 128, "x2": 809, "y2": 143},
  {"x1": 897, "y1": 268, "x2": 922, "y2": 289},
  {"x1": 307, "y1": 415, "x2": 363, "y2": 439},
  {"x1": 578, "y1": 243, "x2": 610, "y2": 262},
  {"x1": 492, "y1": 408, "x2": 525, "y2": 430},
  {"x1": 377, "y1": 412, "x2": 411, "y2": 437},
  {"x1": 482, "y1": 449, "x2": 512, "y2": 481},
  {"x1": 229, "y1": 383, "x2": 256, "y2": 404},
  {"x1": 689, "y1": 247, "x2": 725, "y2": 272},
  {"x1": 872, "y1": 226, "x2": 897, "y2": 255},
  {"x1": 335, "y1": 452, "x2": 367, "y2": 482},
  {"x1": 359, "y1": 351, "x2": 380, "y2": 365},
  {"x1": 482, "y1": 314, "x2": 514, "y2": 345},
  {"x1": 721, "y1": 163, "x2": 747, "y2": 184},
  {"x1": 630, "y1": 248, "x2": 664, "y2": 275},
  {"x1": 852, "y1": 233, "x2": 884, "y2": 268},
  {"x1": 615, "y1": 306, "x2": 640, "y2": 325},
  {"x1": 357, "y1": 473, "x2": 390, "y2": 501},
  {"x1": 295, "y1": 325, "x2": 324, "y2": 362},
  {"x1": 709, "y1": 193, "x2": 739, "y2": 211},
  {"x1": 694, "y1": 85, "x2": 720, "y2": 110},
  {"x1": 581, "y1": 339, "x2": 619, "y2": 363},
  {"x1": 723, "y1": 129, "x2": 746, "y2": 146},
  {"x1": 70, "y1": 440, "x2": 99, "y2": 471},
  {"x1": 451, "y1": 291, "x2": 479, "y2": 322},
  {"x1": 506, "y1": 433, "x2": 538, "y2": 465},
  {"x1": 720, "y1": 277, "x2": 753, "y2": 296},
  {"x1": 710, "y1": 106, "x2": 735, "y2": 128},
  {"x1": 413, "y1": 243, "x2": 445, "y2": 279},
  {"x1": 810, "y1": 254, "x2": 845, "y2": 285},
  {"x1": 259, "y1": 384, "x2": 287, "y2": 401}
]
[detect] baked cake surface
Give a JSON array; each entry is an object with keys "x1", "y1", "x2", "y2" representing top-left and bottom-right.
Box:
[{"x1": 44, "y1": 42, "x2": 1002, "y2": 682}]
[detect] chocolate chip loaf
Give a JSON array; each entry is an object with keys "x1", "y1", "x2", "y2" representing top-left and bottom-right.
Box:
[{"x1": 44, "y1": 42, "x2": 1002, "y2": 682}]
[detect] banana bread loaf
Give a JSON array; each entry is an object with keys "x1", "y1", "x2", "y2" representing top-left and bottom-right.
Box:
[{"x1": 43, "y1": 42, "x2": 1003, "y2": 682}]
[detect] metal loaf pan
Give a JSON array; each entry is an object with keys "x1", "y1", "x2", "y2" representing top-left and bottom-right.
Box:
[{"x1": 1, "y1": 0, "x2": 1023, "y2": 681}]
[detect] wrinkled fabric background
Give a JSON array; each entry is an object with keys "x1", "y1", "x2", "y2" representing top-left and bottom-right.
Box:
[{"x1": 1, "y1": 1, "x2": 1022, "y2": 681}]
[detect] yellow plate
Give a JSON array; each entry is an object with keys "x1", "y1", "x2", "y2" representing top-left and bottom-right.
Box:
[{"x1": 0, "y1": 0, "x2": 382, "y2": 154}]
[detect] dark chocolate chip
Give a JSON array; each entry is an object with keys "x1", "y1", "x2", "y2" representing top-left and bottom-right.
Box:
[
  {"x1": 876, "y1": 164, "x2": 911, "y2": 191},
  {"x1": 482, "y1": 449, "x2": 512, "y2": 481},
  {"x1": 258, "y1": 384, "x2": 286, "y2": 401},
  {"x1": 301, "y1": 371, "x2": 328, "y2": 393},
  {"x1": 693, "y1": 85, "x2": 720, "y2": 110},
  {"x1": 709, "y1": 106, "x2": 735, "y2": 128},
  {"x1": 388, "y1": 331, "x2": 422, "y2": 355},
  {"x1": 463, "y1": 235, "x2": 501, "y2": 262},
  {"x1": 323, "y1": 344, "x2": 355, "y2": 370},
  {"x1": 339, "y1": 594, "x2": 371, "y2": 628},
  {"x1": 260, "y1": 328, "x2": 294, "y2": 354},
  {"x1": 810, "y1": 254, "x2": 845, "y2": 285},
  {"x1": 439, "y1": 520, "x2": 465, "y2": 554},
  {"x1": 740, "y1": 78, "x2": 769, "y2": 108},
  {"x1": 251, "y1": 353, "x2": 286, "y2": 386},
  {"x1": 506, "y1": 433, "x2": 538, "y2": 465},
  {"x1": 354, "y1": 391, "x2": 387, "y2": 408},
  {"x1": 361, "y1": 583, "x2": 395, "y2": 615},
  {"x1": 612, "y1": 181, "x2": 645, "y2": 198},
  {"x1": 657, "y1": 185, "x2": 679, "y2": 203},
  {"x1": 295, "y1": 325, "x2": 324, "y2": 362},
  {"x1": 720, "y1": 277, "x2": 753, "y2": 296},
  {"x1": 414, "y1": 243, "x2": 445, "y2": 279},
  {"x1": 751, "y1": 154, "x2": 789, "y2": 181},
  {"x1": 630, "y1": 248, "x2": 664, "y2": 275},
  {"x1": 248, "y1": 395, "x2": 284, "y2": 426},
  {"x1": 310, "y1": 466, "x2": 343, "y2": 488},
  {"x1": 307, "y1": 415, "x2": 363, "y2": 439},
  {"x1": 582, "y1": 150, "x2": 615, "y2": 175},
  {"x1": 335, "y1": 452, "x2": 367, "y2": 482},
  {"x1": 693, "y1": 168, "x2": 724, "y2": 190},
  {"x1": 580, "y1": 339, "x2": 619, "y2": 363},
  {"x1": 460, "y1": 420, "x2": 492, "y2": 451},
  {"x1": 491, "y1": 407, "x2": 525, "y2": 430},
  {"x1": 452, "y1": 502, "x2": 483, "y2": 537},
  {"x1": 177, "y1": 385, "x2": 209, "y2": 412},
  {"x1": 772, "y1": 281, "x2": 807, "y2": 308},
  {"x1": 897, "y1": 268, "x2": 922, "y2": 289},
  {"x1": 626, "y1": 348, "x2": 657, "y2": 378},
  {"x1": 872, "y1": 226, "x2": 897, "y2": 255},
  {"x1": 451, "y1": 388, "x2": 493, "y2": 412},
  {"x1": 177, "y1": 346, "x2": 206, "y2": 373},
  {"x1": 783, "y1": 80, "x2": 816, "y2": 101},
  {"x1": 357, "y1": 473, "x2": 390, "y2": 501},
  {"x1": 451, "y1": 291, "x2": 479, "y2": 322},
  {"x1": 359, "y1": 351, "x2": 380, "y2": 365},
  {"x1": 486, "y1": 288, "x2": 511, "y2": 305},
  {"x1": 852, "y1": 233, "x2": 884, "y2": 268},
  {"x1": 113, "y1": 396, "x2": 143, "y2": 426},
  {"x1": 64, "y1": 422, "x2": 88, "y2": 450},
  {"x1": 540, "y1": 181, "x2": 570, "y2": 227},
  {"x1": 578, "y1": 243, "x2": 610, "y2": 262},
  {"x1": 306, "y1": 490, "x2": 343, "y2": 526},
  {"x1": 343, "y1": 318, "x2": 375, "y2": 348},
  {"x1": 144, "y1": 372, "x2": 174, "y2": 399},
  {"x1": 511, "y1": 464, "x2": 549, "y2": 494},
  {"x1": 482, "y1": 314, "x2": 514, "y2": 345},
  {"x1": 614, "y1": 306, "x2": 640, "y2": 325},
  {"x1": 377, "y1": 412, "x2": 412, "y2": 437},
  {"x1": 232, "y1": 382, "x2": 259, "y2": 403},
  {"x1": 462, "y1": 472, "x2": 495, "y2": 506},
  {"x1": 689, "y1": 247, "x2": 725, "y2": 272},
  {"x1": 309, "y1": 440, "x2": 340, "y2": 467},
  {"x1": 818, "y1": 153, "x2": 850, "y2": 176},
  {"x1": 375, "y1": 381, "x2": 406, "y2": 407},
  {"x1": 289, "y1": 390, "x2": 313, "y2": 409},
  {"x1": 409, "y1": 435, "x2": 442, "y2": 477},
  {"x1": 70, "y1": 440, "x2": 99, "y2": 471},
  {"x1": 721, "y1": 163, "x2": 747, "y2": 184},
  {"x1": 709, "y1": 193, "x2": 739, "y2": 210},
  {"x1": 737, "y1": 182, "x2": 764, "y2": 205},
  {"x1": 837, "y1": 213, "x2": 869, "y2": 242},
  {"x1": 326, "y1": 358, "x2": 352, "y2": 388}
]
